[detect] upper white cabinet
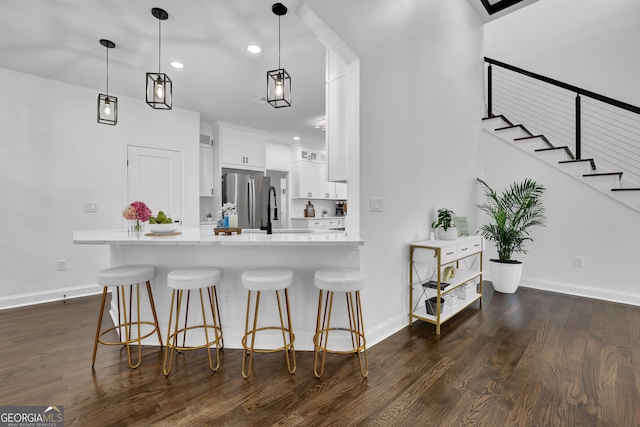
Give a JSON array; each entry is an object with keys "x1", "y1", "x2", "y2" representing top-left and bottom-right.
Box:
[
  {"x1": 325, "y1": 49, "x2": 350, "y2": 182},
  {"x1": 199, "y1": 144, "x2": 214, "y2": 197},
  {"x1": 292, "y1": 145, "x2": 347, "y2": 200},
  {"x1": 215, "y1": 122, "x2": 266, "y2": 170},
  {"x1": 293, "y1": 160, "x2": 320, "y2": 199}
]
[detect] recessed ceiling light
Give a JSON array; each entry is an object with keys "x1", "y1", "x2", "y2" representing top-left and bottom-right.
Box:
[
  {"x1": 293, "y1": 136, "x2": 300, "y2": 141},
  {"x1": 170, "y1": 61, "x2": 184, "y2": 69},
  {"x1": 247, "y1": 45, "x2": 262, "y2": 54}
]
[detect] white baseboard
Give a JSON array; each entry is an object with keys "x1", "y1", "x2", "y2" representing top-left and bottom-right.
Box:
[
  {"x1": 0, "y1": 284, "x2": 104, "y2": 310},
  {"x1": 520, "y1": 276, "x2": 640, "y2": 306}
]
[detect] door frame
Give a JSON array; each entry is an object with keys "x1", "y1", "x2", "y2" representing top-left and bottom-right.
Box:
[{"x1": 122, "y1": 142, "x2": 186, "y2": 226}]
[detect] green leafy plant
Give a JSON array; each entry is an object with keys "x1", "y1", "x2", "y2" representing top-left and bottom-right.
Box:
[
  {"x1": 431, "y1": 208, "x2": 455, "y2": 231},
  {"x1": 476, "y1": 178, "x2": 546, "y2": 262}
]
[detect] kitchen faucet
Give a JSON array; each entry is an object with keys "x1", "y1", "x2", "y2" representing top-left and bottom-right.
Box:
[{"x1": 260, "y1": 185, "x2": 278, "y2": 234}]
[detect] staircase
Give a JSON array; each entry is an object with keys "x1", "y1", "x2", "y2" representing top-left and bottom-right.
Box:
[{"x1": 482, "y1": 114, "x2": 640, "y2": 212}]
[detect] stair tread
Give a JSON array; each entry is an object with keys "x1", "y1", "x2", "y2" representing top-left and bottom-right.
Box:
[
  {"x1": 583, "y1": 172, "x2": 623, "y2": 178},
  {"x1": 534, "y1": 146, "x2": 575, "y2": 159},
  {"x1": 494, "y1": 124, "x2": 534, "y2": 136},
  {"x1": 558, "y1": 158, "x2": 597, "y2": 171},
  {"x1": 611, "y1": 188, "x2": 640, "y2": 191},
  {"x1": 482, "y1": 115, "x2": 514, "y2": 126}
]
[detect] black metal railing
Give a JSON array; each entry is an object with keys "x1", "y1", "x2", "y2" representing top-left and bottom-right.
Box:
[{"x1": 485, "y1": 57, "x2": 640, "y2": 184}]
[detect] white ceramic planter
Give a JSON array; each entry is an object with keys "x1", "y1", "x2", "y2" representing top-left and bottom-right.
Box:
[
  {"x1": 438, "y1": 227, "x2": 458, "y2": 240},
  {"x1": 489, "y1": 260, "x2": 523, "y2": 294}
]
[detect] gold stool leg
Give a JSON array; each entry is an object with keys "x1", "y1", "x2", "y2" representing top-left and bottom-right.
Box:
[
  {"x1": 146, "y1": 281, "x2": 163, "y2": 347},
  {"x1": 314, "y1": 290, "x2": 334, "y2": 378},
  {"x1": 352, "y1": 291, "x2": 368, "y2": 377},
  {"x1": 212, "y1": 285, "x2": 224, "y2": 349},
  {"x1": 242, "y1": 290, "x2": 261, "y2": 379},
  {"x1": 163, "y1": 290, "x2": 182, "y2": 376},
  {"x1": 199, "y1": 288, "x2": 219, "y2": 372},
  {"x1": 207, "y1": 286, "x2": 222, "y2": 370},
  {"x1": 276, "y1": 289, "x2": 296, "y2": 374},
  {"x1": 91, "y1": 287, "x2": 109, "y2": 367}
]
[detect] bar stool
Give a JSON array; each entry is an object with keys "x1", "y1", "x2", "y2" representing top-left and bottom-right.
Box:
[
  {"x1": 313, "y1": 268, "x2": 368, "y2": 378},
  {"x1": 163, "y1": 267, "x2": 224, "y2": 376},
  {"x1": 92, "y1": 265, "x2": 162, "y2": 369},
  {"x1": 241, "y1": 268, "x2": 295, "y2": 378}
]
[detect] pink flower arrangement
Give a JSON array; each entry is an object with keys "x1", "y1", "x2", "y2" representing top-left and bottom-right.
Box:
[
  {"x1": 129, "y1": 201, "x2": 152, "y2": 222},
  {"x1": 122, "y1": 206, "x2": 136, "y2": 220},
  {"x1": 123, "y1": 201, "x2": 152, "y2": 237}
]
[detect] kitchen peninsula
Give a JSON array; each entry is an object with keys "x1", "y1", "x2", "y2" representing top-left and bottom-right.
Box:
[{"x1": 74, "y1": 227, "x2": 363, "y2": 351}]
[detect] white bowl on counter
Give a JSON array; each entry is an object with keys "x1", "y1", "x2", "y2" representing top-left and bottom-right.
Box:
[{"x1": 148, "y1": 223, "x2": 178, "y2": 234}]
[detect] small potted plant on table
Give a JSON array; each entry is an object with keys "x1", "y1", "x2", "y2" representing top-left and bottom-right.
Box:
[{"x1": 431, "y1": 207, "x2": 457, "y2": 240}]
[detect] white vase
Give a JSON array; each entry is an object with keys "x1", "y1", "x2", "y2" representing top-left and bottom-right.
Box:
[
  {"x1": 489, "y1": 260, "x2": 523, "y2": 293},
  {"x1": 438, "y1": 227, "x2": 458, "y2": 240}
]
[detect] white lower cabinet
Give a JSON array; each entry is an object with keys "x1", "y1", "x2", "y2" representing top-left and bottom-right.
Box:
[{"x1": 292, "y1": 218, "x2": 344, "y2": 230}]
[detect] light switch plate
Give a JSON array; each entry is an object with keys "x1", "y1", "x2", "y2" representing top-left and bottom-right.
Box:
[
  {"x1": 84, "y1": 202, "x2": 97, "y2": 213},
  {"x1": 369, "y1": 197, "x2": 382, "y2": 212}
]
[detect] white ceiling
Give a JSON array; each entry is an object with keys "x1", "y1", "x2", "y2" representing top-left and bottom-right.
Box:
[{"x1": 0, "y1": 0, "x2": 328, "y2": 146}]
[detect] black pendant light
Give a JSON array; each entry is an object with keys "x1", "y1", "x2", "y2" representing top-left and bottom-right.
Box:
[
  {"x1": 146, "y1": 7, "x2": 172, "y2": 110},
  {"x1": 97, "y1": 39, "x2": 118, "y2": 125},
  {"x1": 267, "y1": 3, "x2": 292, "y2": 108}
]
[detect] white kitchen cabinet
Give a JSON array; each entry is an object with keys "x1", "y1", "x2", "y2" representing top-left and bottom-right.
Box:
[
  {"x1": 335, "y1": 182, "x2": 347, "y2": 199},
  {"x1": 217, "y1": 123, "x2": 266, "y2": 170},
  {"x1": 199, "y1": 145, "x2": 215, "y2": 197},
  {"x1": 292, "y1": 160, "x2": 320, "y2": 199},
  {"x1": 292, "y1": 217, "x2": 345, "y2": 230}
]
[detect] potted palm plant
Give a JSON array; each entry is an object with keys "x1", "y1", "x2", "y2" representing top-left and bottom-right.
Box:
[
  {"x1": 431, "y1": 207, "x2": 457, "y2": 240},
  {"x1": 476, "y1": 178, "x2": 546, "y2": 293}
]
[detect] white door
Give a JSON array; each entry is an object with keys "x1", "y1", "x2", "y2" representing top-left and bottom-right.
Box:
[
  {"x1": 127, "y1": 145, "x2": 182, "y2": 222},
  {"x1": 280, "y1": 177, "x2": 288, "y2": 227}
]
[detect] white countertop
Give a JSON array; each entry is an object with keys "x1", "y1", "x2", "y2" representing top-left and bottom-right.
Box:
[{"x1": 73, "y1": 226, "x2": 363, "y2": 247}]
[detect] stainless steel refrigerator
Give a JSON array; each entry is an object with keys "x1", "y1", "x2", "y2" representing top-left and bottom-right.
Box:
[{"x1": 222, "y1": 172, "x2": 271, "y2": 229}]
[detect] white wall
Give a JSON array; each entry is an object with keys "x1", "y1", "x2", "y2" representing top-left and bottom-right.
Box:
[
  {"x1": 485, "y1": 0, "x2": 640, "y2": 107},
  {"x1": 484, "y1": 0, "x2": 640, "y2": 303},
  {"x1": 0, "y1": 68, "x2": 200, "y2": 308},
  {"x1": 482, "y1": 131, "x2": 640, "y2": 304},
  {"x1": 307, "y1": 0, "x2": 485, "y2": 343}
]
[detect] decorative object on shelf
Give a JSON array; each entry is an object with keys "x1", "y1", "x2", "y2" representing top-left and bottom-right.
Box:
[
  {"x1": 219, "y1": 202, "x2": 237, "y2": 228},
  {"x1": 266, "y1": 3, "x2": 291, "y2": 108},
  {"x1": 146, "y1": 7, "x2": 172, "y2": 110},
  {"x1": 453, "y1": 216, "x2": 470, "y2": 237},
  {"x1": 206, "y1": 213, "x2": 213, "y2": 222},
  {"x1": 426, "y1": 297, "x2": 444, "y2": 316},
  {"x1": 431, "y1": 207, "x2": 457, "y2": 240},
  {"x1": 123, "y1": 201, "x2": 152, "y2": 239},
  {"x1": 442, "y1": 266, "x2": 455, "y2": 282},
  {"x1": 304, "y1": 200, "x2": 315, "y2": 217},
  {"x1": 322, "y1": 209, "x2": 328, "y2": 217},
  {"x1": 476, "y1": 178, "x2": 546, "y2": 294},
  {"x1": 97, "y1": 39, "x2": 117, "y2": 125}
]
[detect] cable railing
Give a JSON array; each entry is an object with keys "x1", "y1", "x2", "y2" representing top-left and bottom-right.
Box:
[{"x1": 485, "y1": 57, "x2": 640, "y2": 185}]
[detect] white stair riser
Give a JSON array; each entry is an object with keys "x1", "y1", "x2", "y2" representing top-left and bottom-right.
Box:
[
  {"x1": 493, "y1": 127, "x2": 530, "y2": 142},
  {"x1": 535, "y1": 149, "x2": 572, "y2": 165},
  {"x1": 513, "y1": 138, "x2": 547, "y2": 151},
  {"x1": 482, "y1": 118, "x2": 509, "y2": 132},
  {"x1": 582, "y1": 175, "x2": 621, "y2": 192},
  {"x1": 557, "y1": 161, "x2": 594, "y2": 178}
]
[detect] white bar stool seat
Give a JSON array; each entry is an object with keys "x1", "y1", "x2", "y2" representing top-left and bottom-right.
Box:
[
  {"x1": 241, "y1": 268, "x2": 295, "y2": 378},
  {"x1": 92, "y1": 265, "x2": 162, "y2": 369},
  {"x1": 313, "y1": 268, "x2": 368, "y2": 378},
  {"x1": 163, "y1": 267, "x2": 224, "y2": 376}
]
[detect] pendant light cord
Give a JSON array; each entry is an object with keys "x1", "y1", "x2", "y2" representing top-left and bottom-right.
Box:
[
  {"x1": 106, "y1": 45, "x2": 109, "y2": 95},
  {"x1": 158, "y1": 18, "x2": 162, "y2": 73},
  {"x1": 278, "y1": 15, "x2": 281, "y2": 69}
]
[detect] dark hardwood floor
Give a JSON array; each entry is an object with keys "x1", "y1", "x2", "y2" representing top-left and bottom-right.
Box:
[{"x1": 1, "y1": 283, "x2": 639, "y2": 426}]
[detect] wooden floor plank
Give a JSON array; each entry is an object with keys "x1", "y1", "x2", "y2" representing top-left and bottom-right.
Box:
[{"x1": 1, "y1": 283, "x2": 640, "y2": 425}]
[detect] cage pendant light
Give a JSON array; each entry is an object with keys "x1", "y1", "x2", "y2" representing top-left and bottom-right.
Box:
[
  {"x1": 267, "y1": 3, "x2": 291, "y2": 108},
  {"x1": 146, "y1": 7, "x2": 172, "y2": 110},
  {"x1": 97, "y1": 39, "x2": 118, "y2": 125}
]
